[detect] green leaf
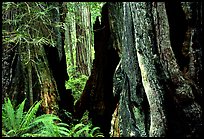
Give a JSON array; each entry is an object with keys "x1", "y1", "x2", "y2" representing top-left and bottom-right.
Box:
[
  {"x1": 2, "y1": 98, "x2": 16, "y2": 131},
  {"x1": 90, "y1": 126, "x2": 100, "y2": 136},
  {"x1": 74, "y1": 125, "x2": 90, "y2": 137},
  {"x1": 15, "y1": 99, "x2": 26, "y2": 127},
  {"x1": 20, "y1": 100, "x2": 42, "y2": 129}
]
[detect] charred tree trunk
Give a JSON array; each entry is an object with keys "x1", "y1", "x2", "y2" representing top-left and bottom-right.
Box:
[{"x1": 75, "y1": 2, "x2": 202, "y2": 137}]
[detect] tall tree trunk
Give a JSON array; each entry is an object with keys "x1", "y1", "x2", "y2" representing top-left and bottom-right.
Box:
[
  {"x1": 87, "y1": 5, "x2": 93, "y2": 75},
  {"x1": 66, "y1": 21, "x2": 74, "y2": 67},
  {"x1": 75, "y1": 3, "x2": 92, "y2": 76},
  {"x1": 64, "y1": 3, "x2": 75, "y2": 68}
]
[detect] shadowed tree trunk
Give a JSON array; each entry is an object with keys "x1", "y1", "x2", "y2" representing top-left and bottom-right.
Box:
[{"x1": 74, "y1": 2, "x2": 202, "y2": 137}]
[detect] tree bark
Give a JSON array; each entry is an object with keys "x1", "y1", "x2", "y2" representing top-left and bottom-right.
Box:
[{"x1": 75, "y1": 3, "x2": 92, "y2": 76}]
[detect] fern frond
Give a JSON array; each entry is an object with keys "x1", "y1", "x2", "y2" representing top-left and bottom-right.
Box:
[
  {"x1": 94, "y1": 133, "x2": 105, "y2": 137},
  {"x1": 20, "y1": 100, "x2": 42, "y2": 129},
  {"x1": 2, "y1": 98, "x2": 16, "y2": 131},
  {"x1": 2, "y1": 98, "x2": 73, "y2": 137},
  {"x1": 21, "y1": 133, "x2": 47, "y2": 137},
  {"x1": 15, "y1": 99, "x2": 26, "y2": 126},
  {"x1": 31, "y1": 114, "x2": 60, "y2": 126},
  {"x1": 75, "y1": 124, "x2": 90, "y2": 137},
  {"x1": 56, "y1": 126, "x2": 70, "y2": 137},
  {"x1": 70, "y1": 123, "x2": 84, "y2": 132},
  {"x1": 41, "y1": 119, "x2": 60, "y2": 137},
  {"x1": 90, "y1": 126, "x2": 100, "y2": 136}
]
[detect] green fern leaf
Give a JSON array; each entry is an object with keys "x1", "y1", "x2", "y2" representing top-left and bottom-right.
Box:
[
  {"x1": 20, "y1": 100, "x2": 42, "y2": 130},
  {"x1": 73, "y1": 124, "x2": 90, "y2": 137},
  {"x1": 90, "y1": 126, "x2": 100, "y2": 136},
  {"x1": 70, "y1": 123, "x2": 84, "y2": 134},
  {"x1": 2, "y1": 98, "x2": 16, "y2": 131},
  {"x1": 15, "y1": 99, "x2": 26, "y2": 127}
]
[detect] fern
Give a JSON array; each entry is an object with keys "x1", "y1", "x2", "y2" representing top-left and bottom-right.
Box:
[
  {"x1": 68, "y1": 122, "x2": 104, "y2": 137},
  {"x1": 17, "y1": 101, "x2": 42, "y2": 136},
  {"x1": 2, "y1": 98, "x2": 105, "y2": 137},
  {"x1": 60, "y1": 109, "x2": 104, "y2": 137},
  {"x1": 20, "y1": 100, "x2": 42, "y2": 130},
  {"x1": 74, "y1": 124, "x2": 90, "y2": 137},
  {"x1": 89, "y1": 127, "x2": 101, "y2": 137},
  {"x1": 2, "y1": 98, "x2": 16, "y2": 131},
  {"x1": 15, "y1": 99, "x2": 26, "y2": 127},
  {"x1": 2, "y1": 98, "x2": 70, "y2": 137}
]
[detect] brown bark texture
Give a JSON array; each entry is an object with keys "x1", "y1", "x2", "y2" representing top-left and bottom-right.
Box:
[{"x1": 75, "y1": 3, "x2": 92, "y2": 76}]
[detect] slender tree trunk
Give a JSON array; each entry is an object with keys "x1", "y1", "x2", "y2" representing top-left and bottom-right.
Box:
[
  {"x1": 75, "y1": 3, "x2": 92, "y2": 76},
  {"x1": 67, "y1": 21, "x2": 74, "y2": 66},
  {"x1": 87, "y1": 5, "x2": 93, "y2": 75}
]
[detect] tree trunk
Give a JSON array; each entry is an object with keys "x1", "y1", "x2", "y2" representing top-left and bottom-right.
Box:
[
  {"x1": 75, "y1": 2, "x2": 202, "y2": 137},
  {"x1": 75, "y1": 3, "x2": 92, "y2": 76},
  {"x1": 66, "y1": 21, "x2": 74, "y2": 67}
]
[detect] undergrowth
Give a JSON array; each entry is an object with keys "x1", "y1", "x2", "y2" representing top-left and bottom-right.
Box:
[{"x1": 2, "y1": 98, "x2": 104, "y2": 137}]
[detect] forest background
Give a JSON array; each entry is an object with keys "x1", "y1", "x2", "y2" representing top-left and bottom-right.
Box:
[{"x1": 2, "y1": 2, "x2": 202, "y2": 137}]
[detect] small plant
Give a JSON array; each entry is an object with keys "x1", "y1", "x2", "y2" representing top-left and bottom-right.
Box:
[{"x1": 2, "y1": 98, "x2": 70, "y2": 137}]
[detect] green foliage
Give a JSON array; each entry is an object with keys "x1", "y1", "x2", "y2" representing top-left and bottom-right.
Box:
[
  {"x1": 2, "y1": 2, "x2": 61, "y2": 75},
  {"x1": 68, "y1": 122, "x2": 104, "y2": 137},
  {"x1": 62, "y1": 110, "x2": 104, "y2": 137},
  {"x1": 2, "y1": 2, "x2": 58, "y2": 47},
  {"x1": 65, "y1": 66, "x2": 88, "y2": 101},
  {"x1": 2, "y1": 98, "x2": 70, "y2": 137},
  {"x1": 89, "y1": 2, "x2": 106, "y2": 24},
  {"x1": 2, "y1": 98, "x2": 104, "y2": 137},
  {"x1": 76, "y1": 111, "x2": 104, "y2": 137}
]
